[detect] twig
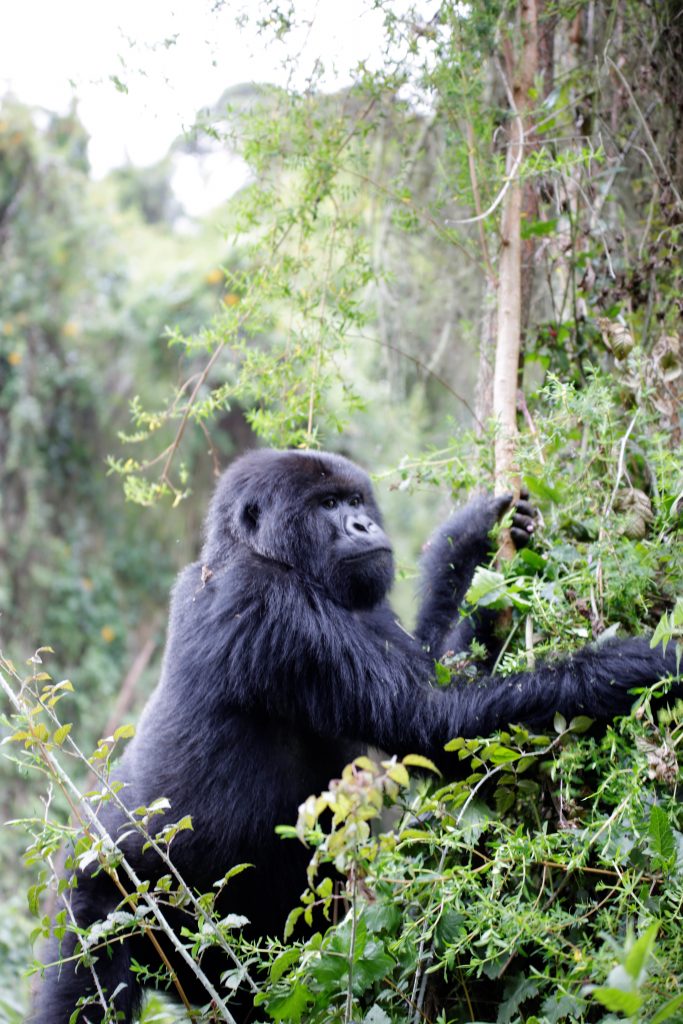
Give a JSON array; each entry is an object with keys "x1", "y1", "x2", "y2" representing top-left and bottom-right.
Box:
[
  {"x1": 352, "y1": 332, "x2": 483, "y2": 426},
  {"x1": 345, "y1": 866, "x2": 358, "y2": 1024},
  {"x1": 160, "y1": 337, "x2": 228, "y2": 486},
  {"x1": 517, "y1": 389, "x2": 546, "y2": 466},
  {"x1": 0, "y1": 667, "x2": 241, "y2": 1021},
  {"x1": 463, "y1": 117, "x2": 495, "y2": 279},
  {"x1": 445, "y1": 126, "x2": 525, "y2": 227},
  {"x1": 446, "y1": 52, "x2": 526, "y2": 229},
  {"x1": 605, "y1": 411, "x2": 639, "y2": 519},
  {"x1": 44, "y1": 626, "x2": 159, "y2": 919},
  {"x1": 411, "y1": 842, "x2": 449, "y2": 1024},
  {"x1": 306, "y1": 216, "x2": 339, "y2": 441},
  {"x1": 605, "y1": 56, "x2": 683, "y2": 210}
]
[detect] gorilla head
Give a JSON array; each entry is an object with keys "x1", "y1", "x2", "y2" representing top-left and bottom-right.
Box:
[{"x1": 203, "y1": 449, "x2": 394, "y2": 609}]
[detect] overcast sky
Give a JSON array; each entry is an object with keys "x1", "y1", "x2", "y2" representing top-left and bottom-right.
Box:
[{"x1": 0, "y1": 0, "x2": 396, "y2": 178}]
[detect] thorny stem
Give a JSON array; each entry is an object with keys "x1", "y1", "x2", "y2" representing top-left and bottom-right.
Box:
[
  {"x1": 21, "y1": 658, "x2": 260, "y2": 995},
  {"x1": 42, "y1": 853, "x2": 109, "y2": 1013}
]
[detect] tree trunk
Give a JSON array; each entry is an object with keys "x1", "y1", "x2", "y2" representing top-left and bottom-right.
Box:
[{"x1": 493, "y1": 0, "x2": 538, "y2": 558}]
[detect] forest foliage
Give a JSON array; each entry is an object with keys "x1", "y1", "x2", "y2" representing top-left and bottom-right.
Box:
[{"x1": 1, "y1": 0, "x2": 683, "y2": 1021}]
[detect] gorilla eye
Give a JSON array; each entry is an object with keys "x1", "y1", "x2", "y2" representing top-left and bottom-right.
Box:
[
  {"x1": 321, "y1": 497, "x2": 338, "y2": 510},
  {"x1": 243, "y1": 502, "x2": 260, "y2": 531},
  {"x1": 348, "y1": 495, "x2": 362, "y2": 508}
]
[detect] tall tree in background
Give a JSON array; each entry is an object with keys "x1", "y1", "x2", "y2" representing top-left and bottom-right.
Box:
[{"x1": 493, "y1": 0, "x2": 538, "y2": 557}]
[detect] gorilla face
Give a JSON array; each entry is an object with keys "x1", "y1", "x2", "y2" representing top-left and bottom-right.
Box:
[
  {"x1": 203, "y1": 449, "x2": 395, "y2": 609},
  {"x1": 316, "y1": 490, "x2": 393, "y2": 609}
]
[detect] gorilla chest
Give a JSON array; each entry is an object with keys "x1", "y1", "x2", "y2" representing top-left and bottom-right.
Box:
[{"x1": 214, "y1": 713, "x2": 361, "y2": 803}]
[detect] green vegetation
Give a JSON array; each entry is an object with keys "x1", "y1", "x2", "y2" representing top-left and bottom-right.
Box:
[{"x1": 1, "y1": 0, "x2": 682, "y2": 1020}]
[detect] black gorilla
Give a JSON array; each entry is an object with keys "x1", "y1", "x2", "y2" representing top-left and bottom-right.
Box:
[{"x1": 34, "y1": 448, "x2": 680, "y2": 1022}]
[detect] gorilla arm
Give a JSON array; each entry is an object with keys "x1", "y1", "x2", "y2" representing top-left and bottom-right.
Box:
[
  {"x1": 186, "y1": 560, "x2": 681, "y2": 767},
  {"x1": 415, "y1": 494, "x2": 536, "y2": 658}
]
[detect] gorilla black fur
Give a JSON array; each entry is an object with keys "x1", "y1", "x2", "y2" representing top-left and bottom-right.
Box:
[{"x1": 33, "y1": 448, "x2": 680, "y2": 1022}]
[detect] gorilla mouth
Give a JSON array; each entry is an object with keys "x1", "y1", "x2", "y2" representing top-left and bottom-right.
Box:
[{"x1": 342, "y1": 547, "x2": 392, "y2": 563}]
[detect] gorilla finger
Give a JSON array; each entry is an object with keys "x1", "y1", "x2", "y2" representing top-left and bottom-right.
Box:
[
  {"x1": 511, "y1": 527, "x2": 533, "y2": 549},
  {"x1": 492, "y1": 493, "x2": 514, "y2": 517},
  {"x1": 515, "y1": 499, "x2": 537, "y2": 520},
  {"x1": 512, "y1": 512, "x2": 535, "y2": 535}
]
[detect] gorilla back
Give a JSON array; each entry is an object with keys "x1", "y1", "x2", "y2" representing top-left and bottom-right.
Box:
[{"x1": 33, "y1": 448, "x2": 681, "y2": 1022}]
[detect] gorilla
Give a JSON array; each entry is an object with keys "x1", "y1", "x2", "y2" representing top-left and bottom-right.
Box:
[{"x1": 33, "y1": 448, "x2": 680, "y2": 1022}]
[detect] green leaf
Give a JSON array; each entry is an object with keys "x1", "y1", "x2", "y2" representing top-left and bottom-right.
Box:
[
  {"x1": 650, "y1": 991, "x2": 683, "y2": 1024},
  {"x1": 568, "y1": 715, "x2": 594, "y2": 734},
  {"x1": 480, "y1": 743, "x2": 520, "y2": 765},
  {"x1": 27, "y1": 884, "x2": 44, "y2": 917},
  {"x1": 402, "y1": 753, "x2": 441, "y2": 774},
  {"x1": 649, "y1": 806, "x2": 675, "y2": 862},
  {"x1": 495, "y1": 786, "x2": 516, "y2": 814},
  {"x1": 523, "y1": 476, "x2": 564, "y2": 503},
  {"x1": 434, "y1": 661, "x2": 451, "y2": 686},
  {"x1": 651, "y1": 612, "x2": 672, "y2": 650},
  {"x1": 269, "y1": 947, "x2": 301, "y2": 984},
  {"x1": 386, "y1": 763, "x2": 410, "y2": 787},
  {"x1": 518, "y1": 548, "x2": 546, "y2": 571},
  {"x1": 549, "y1": 543, "x2": 580, "y2": 565},
  {"x1": 314, "y1": 950, "x2": 348, "y2": 987},
  {"x1": 553, "y1": 712, "x2": 567, "y2": 734},
  {"x1": 497, "y1": 975, "x2": 540, "y2": 1023},
  {"x1": 466, "y1": 568, "x2": 511, "y2": 610},
  {"x1": 215, "y1": 862, "x2": 254, "y2": 886},
  {"x1": 53, "y1": 723, "x2": 72, "y2": 746},
  {"x1": 399, "y1": 828, "x2": 432, "y2": 842},
  {"x1": 435, "y1": 908, "x2": 465, "y2": 948},
  {"x1": 113, "y1": 723, "x2": 135, "y2": 741},
  {"x1": 316, "y1": 876, "x2": 333, "y2": 898},
  {"x1": 624, "y1": 922, "x2": 659, "y2": 982},
  {"x1": 109, "y1": 75, "x2": 129, "y2": 95},
  {"x1": 353, "y1": 942, "x2": 395, "y2": 995},
  {"x1": 591, "y1": 987, "x2": 643, "y2": 1015},
  {"x1": 266, "y1": 983, "x2": 313, "y2": 1022},
  {"x1": 541, "y1": 993, "x2": 583, "y2": 1023},
  {"x1": 363, "y1": 902, "x2": 401, "y2": 935},
  {"x1": 283, "y1": 906, "x2": 304, "y2": 940}
]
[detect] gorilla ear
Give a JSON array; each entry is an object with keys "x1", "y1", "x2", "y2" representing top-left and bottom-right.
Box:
[{"x1": 242, "y1": 502, "x2": 260, "y2": 532}]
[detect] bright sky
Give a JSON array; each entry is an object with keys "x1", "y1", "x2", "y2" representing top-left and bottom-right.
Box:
[{"x1": 0, "y1": 0, "x2": 394, "y2": 179}]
